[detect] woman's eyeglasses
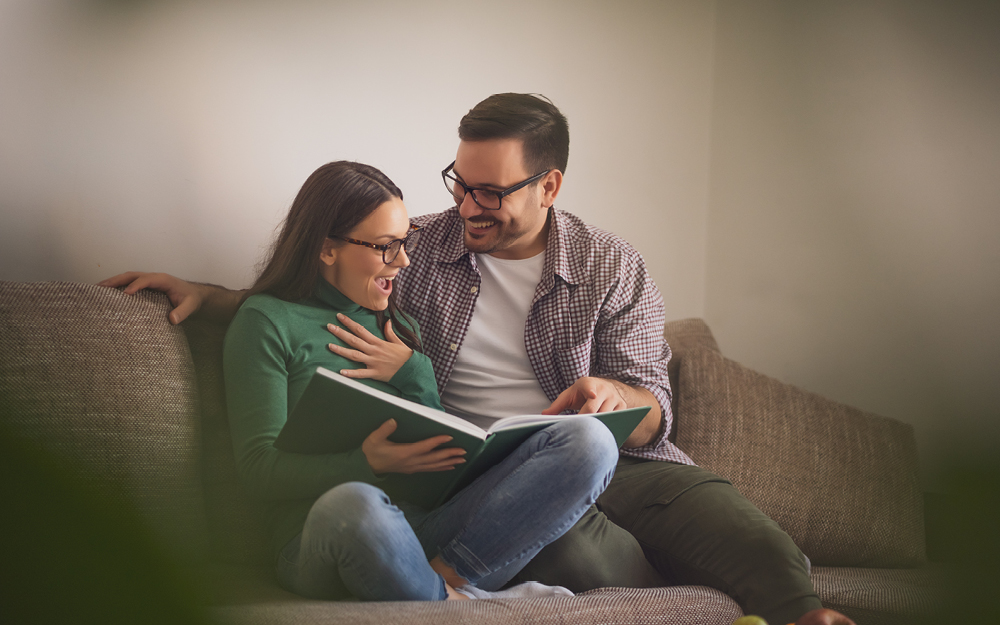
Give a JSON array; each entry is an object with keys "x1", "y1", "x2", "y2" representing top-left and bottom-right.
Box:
[{"x1": 338, "y1": 224, "x2": 421, "y2": 264}]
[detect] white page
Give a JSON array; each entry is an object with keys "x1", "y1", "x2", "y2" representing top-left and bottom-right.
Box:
[{"x1": 315, "y1": 367, "x2": 488, "y2": 440}]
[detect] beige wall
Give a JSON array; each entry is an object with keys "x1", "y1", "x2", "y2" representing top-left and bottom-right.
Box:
[
  {"x1": 705, "y1": 0, "x2": 1000, "y2": 486},
  {"x1": 0, "y1": 0, "x2": 715, "y2": 322}
]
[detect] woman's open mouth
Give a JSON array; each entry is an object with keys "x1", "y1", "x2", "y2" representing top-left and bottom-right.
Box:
[{"x1": 374, "y1": 276, "x2": 393, "y2": 295}]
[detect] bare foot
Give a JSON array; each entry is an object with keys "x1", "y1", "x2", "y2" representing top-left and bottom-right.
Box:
[{"x1": 794, "y1": 608, "x2": 856, "y2": 625}]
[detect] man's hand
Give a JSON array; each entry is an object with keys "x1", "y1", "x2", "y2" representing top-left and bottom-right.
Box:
[
  {"x1": 361, "y1": 419, "x2": 466, "y2": 474},
  {"x1": 542, "y1": 376, "x2": 628, "y2": 415},
  {"x1": 542, "y1": 377, "x2": 663, "y2": 448},
  {"x1": 98, "y1": 271, "x2": 243, "y2": 324},
  {"x1": 327, "y1": 313, "x2": 412, "y2": 383}
]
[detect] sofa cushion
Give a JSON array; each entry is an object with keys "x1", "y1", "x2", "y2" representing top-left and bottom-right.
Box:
[
  {"x1": 210, "y1": 585, "x2": 742, "y2": 625},
  {"x1": 662, "y1": 318, "x2": 721, "y2": 442},
  {"x1": 675, "y1": 347, "x2": 925, "y2": 567},
  {"x1": 183, "y1": 317, "x2": 272, "y2": 565},
  {"x1": 811, "y1": 565, "x2": 945, "y2": 625},
  {"x1": 0, "y1": 281, "x2": 209, "y2": 563}
]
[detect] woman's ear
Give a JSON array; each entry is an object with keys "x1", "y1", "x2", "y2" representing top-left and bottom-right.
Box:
[{"x1": 319, "y1": 238, "x2": 338, "y2": 267}]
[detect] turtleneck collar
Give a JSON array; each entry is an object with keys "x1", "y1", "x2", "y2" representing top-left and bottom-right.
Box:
[{"x1": 313, "y1": 276, "x2": 366, "y2": 314}]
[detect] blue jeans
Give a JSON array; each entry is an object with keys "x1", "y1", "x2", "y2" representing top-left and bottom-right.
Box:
[{"x1": 275, "y1": 417, "x2": 618, "y2": 601}]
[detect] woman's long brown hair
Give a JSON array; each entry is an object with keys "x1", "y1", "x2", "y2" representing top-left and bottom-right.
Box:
[{"x1": 245, "y1": 161, "x2": 421, "y2": 351}]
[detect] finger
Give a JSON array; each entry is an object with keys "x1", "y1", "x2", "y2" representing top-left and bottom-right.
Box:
[
  {"x1": 121, "y1": 274, "x2": 156, "y2": 295},
  {"x1": 97, "y1": 272, "x2": 142, "y2": 288},
  {"x1": 408, "y1": 435, "x2": 456, "y2": 453},
  {"x1": 339, "y1": 367, "x2": 377, "y2": 379},
  {"x1": 542, "y1": 387, "x2": 577, "y2": 415},
  {"x1": 336, "y1": 313, "x2": 380, "y2": 342},
  {"x1": 369, "y1": 419, "x2": 397, "y2": 442},
  {"x1": 168, "y1": 296, "x2": 198, "y2": 325},
  {"x1": 328, "y1": 342, "x2": 370, "y2": 363},
  {"x1": 412, "y1": 458, "x2": 467, "y2": 472},
  {"x1": 327, "y1": 325, "x2": 372, "y2": 351},
  {"x1": 577, "y1": 392, "x2": 610, "y2": 414},
  {"x1": 384, "y1": 320, "x2": 405, "y2": 345}
]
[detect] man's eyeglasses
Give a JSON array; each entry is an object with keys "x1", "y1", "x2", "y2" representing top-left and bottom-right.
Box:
[
  {"x1": 442, "y1": 161, "x2": 550, "y2": 210},
  {"x1": 337, "y1": 224, "x2": 421, "y2": 264}
]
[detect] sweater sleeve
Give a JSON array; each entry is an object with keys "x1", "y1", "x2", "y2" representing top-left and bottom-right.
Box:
[{"x1": 223, "y1": 305, "x2": 383, "y2": 501}]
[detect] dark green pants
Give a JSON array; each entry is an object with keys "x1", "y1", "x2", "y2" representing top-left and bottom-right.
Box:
[{"x1": 511, "y1": 458, "x2": 821, "y2": 624}]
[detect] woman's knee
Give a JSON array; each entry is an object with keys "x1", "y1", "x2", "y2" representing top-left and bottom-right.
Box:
[
  {"x1": 549, "y1": 416, "x2": 619, "y2": 471},
  {"x1": 308, "y1": 482, "x2": 394, "y2": 536}
]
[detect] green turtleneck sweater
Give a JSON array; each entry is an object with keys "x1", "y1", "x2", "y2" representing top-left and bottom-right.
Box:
[{"x1": 222, "y1": 278, "x2": 442, "y2": 559}]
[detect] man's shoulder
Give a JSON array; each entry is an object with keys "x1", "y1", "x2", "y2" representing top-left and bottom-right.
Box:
[{"x1": 552, "y1": 209, "x2": 647, "y2": 275}]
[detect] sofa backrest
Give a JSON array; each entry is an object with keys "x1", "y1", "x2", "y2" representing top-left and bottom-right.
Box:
[
  {"x1": 666, "y1": 322, "x2": 926, "y2": 568},
  {"x1": 0, "y1": 282, "x2": 210, "y2": 565}
]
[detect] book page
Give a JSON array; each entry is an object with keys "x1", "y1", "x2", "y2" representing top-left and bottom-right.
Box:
[{"x1": 315, "y1": 368, "x2": 488, "y2": 439}]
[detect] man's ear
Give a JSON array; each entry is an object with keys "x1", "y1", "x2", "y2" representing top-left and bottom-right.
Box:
[
  {"x1": 319, "y1": 238, "x2": 338, "y2": 266},
  {"x1": 540, "y1": 169, "x2": 563, "y2": 209}
]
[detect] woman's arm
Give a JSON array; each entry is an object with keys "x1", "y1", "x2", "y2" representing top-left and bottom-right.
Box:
[
  {"x1": 225, "y1": 306, "x2": 462, "y2": 498},
  {"x1": 224, "y1": 306, "x2": 382, "y2": 500}
]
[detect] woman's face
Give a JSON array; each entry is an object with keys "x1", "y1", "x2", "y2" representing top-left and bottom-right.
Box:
[{"x1": 320, "y1": 197, "x2": 411, "y2": 311}]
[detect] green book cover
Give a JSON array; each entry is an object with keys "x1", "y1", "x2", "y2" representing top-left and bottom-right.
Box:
[{"x1": 275, "y1": 367, "x2": 649, "y2": 509}]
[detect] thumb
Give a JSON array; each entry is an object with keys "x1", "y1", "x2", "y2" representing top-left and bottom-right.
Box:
[
  {"x1": 371, "y1": 418, "x2": 397, "y2": 440},
  {"x1": 384, "y1": 320, "x2": 404, "y2": 345}
]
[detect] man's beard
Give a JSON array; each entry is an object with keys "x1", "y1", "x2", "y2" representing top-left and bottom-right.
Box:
[{"x1": 463, "y1": 217, "x2": 533, "y2": 255}]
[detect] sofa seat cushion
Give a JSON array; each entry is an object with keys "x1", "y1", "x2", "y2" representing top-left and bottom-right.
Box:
[
  {"x1": 210, "y1": 585, "x2": 742, "y2": 625},
  {"x1": 812, "y1": 565, "x2": 945, "y2": 625},
  {"x1": 675, "y1": 347, "x2": 925, "y2": 567}
]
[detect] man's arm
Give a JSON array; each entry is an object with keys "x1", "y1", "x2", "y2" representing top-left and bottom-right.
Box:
[
  {"x1": 98, "y1": 272, "x2": 244, "y2": 324},
  {"x1": 542, "y1": 377, "x2": 662, "y2": 448}
]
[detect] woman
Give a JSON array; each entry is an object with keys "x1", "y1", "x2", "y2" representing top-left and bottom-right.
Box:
[{"x1": 222, "y1": 161, "x2": 619, "y2": 602}]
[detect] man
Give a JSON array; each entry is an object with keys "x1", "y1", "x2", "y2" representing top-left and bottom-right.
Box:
[{"x1": 101, "y1": 93, "x2": 853, "y2": 625}]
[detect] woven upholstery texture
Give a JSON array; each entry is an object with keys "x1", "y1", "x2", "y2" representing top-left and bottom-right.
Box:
[
  {"x1": 812, "y1": 565, "x2": 945, "y2": 625},
  {"x1": 183, "y1": 317, "x2": 272, "y2": 565},
  {"x1": 212, "y1": 585, "x2": 742, "y2": 625},
  {"x1": 662, "y1": 318, "x2": 721, "y2": 443},
  {"x1": 0, "y1": 281, "x2": 208, "y2": 563},
  {"x1": 675, "y1": 347, "x2": 925, "y2": 567}
]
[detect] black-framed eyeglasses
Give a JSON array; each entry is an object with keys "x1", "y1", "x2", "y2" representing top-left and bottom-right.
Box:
[
  {"x1": 337, "y1": 224, "x2": 421, "y2": 264},
  {"x1": 442, "y1": 161, "x2": 550, "y2": 210}
]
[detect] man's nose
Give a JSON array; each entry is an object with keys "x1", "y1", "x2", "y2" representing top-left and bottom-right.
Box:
[{"x1": 457, "y1": 193, "x2": 485, "y2": 218}]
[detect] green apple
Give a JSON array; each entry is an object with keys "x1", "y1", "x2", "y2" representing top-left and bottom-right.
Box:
[{"x1": 732, "y1": 617, "x2": 769, "y2": 625}]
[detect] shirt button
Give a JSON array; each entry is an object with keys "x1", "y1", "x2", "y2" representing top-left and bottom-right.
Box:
[
  {"x1": 449, "y1": 343, "x2": 458, "y2": 351},
  {"x1": 470, "y1": 286, "x2": 478, "y2": 294}
]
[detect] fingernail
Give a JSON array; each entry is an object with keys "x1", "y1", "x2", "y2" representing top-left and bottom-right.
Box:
[{"x1": 337, "y1": 313, "x2": 346, "y2": 319}]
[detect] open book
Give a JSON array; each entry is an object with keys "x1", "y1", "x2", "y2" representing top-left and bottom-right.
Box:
[{"x1": 274, "y1": 367, "x2": 649, "y2": 509}]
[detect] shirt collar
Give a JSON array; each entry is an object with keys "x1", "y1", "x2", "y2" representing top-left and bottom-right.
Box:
[{"x1": 430, "y1": 206, "x2": 591, "y2": 288}]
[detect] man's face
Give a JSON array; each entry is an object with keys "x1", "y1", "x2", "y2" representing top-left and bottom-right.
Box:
[{"x1": 451, "y1": 139, "x2": 551, "y2": 260}]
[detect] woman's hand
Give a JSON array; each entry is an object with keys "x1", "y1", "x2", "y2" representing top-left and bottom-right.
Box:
[
  {"x1": 362, "y1": 419, "x2": 466, "y2": 474},
  {"x1": 328, "y1": 313, "x2": 413, "y2": 382}
]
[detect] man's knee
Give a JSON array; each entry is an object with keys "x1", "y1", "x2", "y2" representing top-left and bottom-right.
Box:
[{"x1": 516, "y1": 507, "x2": 664, "y2": 592}]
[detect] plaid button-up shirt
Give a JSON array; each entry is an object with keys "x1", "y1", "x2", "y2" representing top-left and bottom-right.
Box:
[{"x1": 396, "y1": 207, "x2": 694, "y2": 465}]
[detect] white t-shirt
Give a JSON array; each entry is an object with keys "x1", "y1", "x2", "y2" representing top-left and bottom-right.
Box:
[{"x1": 440, "y1": 251, "x2": 552, "y2": 429}]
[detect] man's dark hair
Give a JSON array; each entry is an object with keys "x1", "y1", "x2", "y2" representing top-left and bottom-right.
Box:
[{"x1": 458, "y1": 93, "x2": 570, "y2": 174}]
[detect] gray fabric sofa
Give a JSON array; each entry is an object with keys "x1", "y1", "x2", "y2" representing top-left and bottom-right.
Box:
[{"x1": 0, "y1": 281, "x2": 942, "y2": 624}]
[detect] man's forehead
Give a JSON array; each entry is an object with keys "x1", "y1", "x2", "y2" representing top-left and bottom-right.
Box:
[{"x1": 454, "y1": 138, "x2": 528, "y2": 187}]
